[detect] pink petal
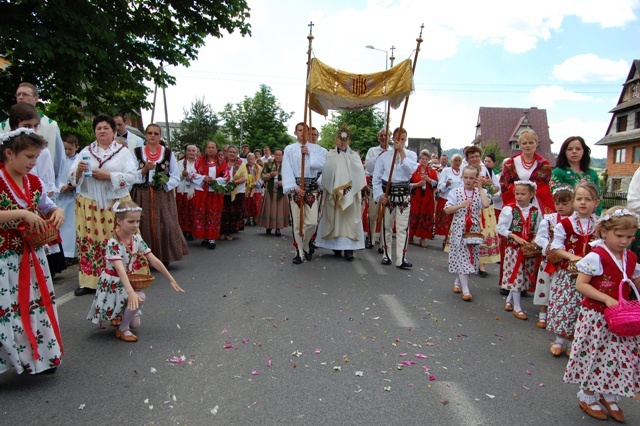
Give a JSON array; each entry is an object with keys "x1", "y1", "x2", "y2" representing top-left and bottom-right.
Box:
[
  {"x1": 399, "y1": 353, "x2": 407, "y2": 357},
  {"x1": 267, "y1": 358, "x2": 272, "y2": 367},
  {"x1": 223, "y1": 344, "x2": 234, "y2": 349},
  {"x1": 242, "y1": 339, "x2": 249, "y2": 344},
  {"x1": 415, "y1": 354, "x2": 427, "y2": 359},
  {"x1": 315, "y1": 348, "x2": 321, "y2": 354},
  {"x1": 251, "y1": 371, "x2": 259, "y2": 375},
  {"x1": 429, "y1": 375, "x2": 436, "y2": 381},
  {"x1": 402, "y1": 361, "x2": 416, "y2": 366},
  {"x1": 221, "y1": 329, "x2": 228, "y2": 334},
  {"x1": 526, "y1": 370, "x2": 532, "y2": 375}
]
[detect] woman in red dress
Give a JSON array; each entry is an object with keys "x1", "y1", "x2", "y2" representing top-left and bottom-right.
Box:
[
  {"x1": 192, "y1": 141, "x2": 229, "y2": 249},
  {"x1": 409, "y1": 150, "x2": 438, "y2": 247}
]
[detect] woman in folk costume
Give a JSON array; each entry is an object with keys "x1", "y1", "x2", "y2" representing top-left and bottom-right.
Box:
[
  {"x1": 547, "y1": 182, "x2": 599, "y2": 357},
  {"x1": 244, "y1": 153, "x2": 263, "y2": 227},
  {"x1": 0, "y1": 128, "x2": 65, "y2": 375},
  {"x1": 176, "y1": 144, "x2": 198, "y2": 241},
  {"x1": 257, "y1": 148, "x2": 289, "y2": 236},
  {"x1": 533, "y1": 187, "x2": 574, "y2": 329},
  {"x1": 192, "y1": 141, "x2": 229, "y2": 250},
  {"x1": 444, "y1": 165, "x2": 491, "y2": 302},
  {"x1": 497, "y1": 180, "x2": 541, "y2": 320},
  {"x1": 131, "y1": 124, "x2": 188, "y2": 265},
  {"x1": 409, "y1": 150, "x2": 438, "y2": 248},
  {"x1": 70, "y1": 114, "x2": 139, "y2": 296},
  {"x1": 58, "y1": 135, "x2": 79, "y2": 263},
  {"x1": 462, "y1": 145, "x2": 500, "y2": 275},
  {"x1": 220, "y1": 146, "x2": 248, "y2": 241},
  {"x1": 436, "y1": 154, "x2": 463, "y2": 245}
]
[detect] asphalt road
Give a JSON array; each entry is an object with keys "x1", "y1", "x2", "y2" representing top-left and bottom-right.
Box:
[{"x1": 1, "y1": 225, "x2": 639, "y2": 425}]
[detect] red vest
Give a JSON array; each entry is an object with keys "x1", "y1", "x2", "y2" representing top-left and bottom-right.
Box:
[
  {"x1": 0, "y1": 171, "x2": 43, "y2": 252},
  {"x1": 559, "y1": 217, "x2": 594, "y2": 270},
  {"x1": 582, "y1": 246, "x2": 638, "y2": 313}
]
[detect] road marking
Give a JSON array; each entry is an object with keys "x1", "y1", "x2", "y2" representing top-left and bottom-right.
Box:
[
  {"x1": 432, "y1": 381, "x2": 487, "y2": 425},
  {"x1": 361, "y1": 249, "x2": 388, "y2": 275},
  {"x1": 56, "y1": 290, "x2": 76, "y2": 307},
  {"x1": 379, "y1": 294, "x2": 415, "y2": 327},
  {"x1": 353, "y1": 258, "x2": 368, "y2": 275}
]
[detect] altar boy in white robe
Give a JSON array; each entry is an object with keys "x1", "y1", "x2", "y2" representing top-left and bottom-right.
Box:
[{"x1": 58, "y1": 134, "x2": 79, "y2": 263}]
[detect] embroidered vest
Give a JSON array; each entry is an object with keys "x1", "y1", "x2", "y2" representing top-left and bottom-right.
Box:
[
  {"x1": 507, "y1": 204, "x2": 538, "y2": 245},
  {"x1": 582, "y1": 246, "x2": 637, "y2": 313},
  {"x1": 134, "y1": 146, "x2": 172, "y2": 187},
  {"x1": 0, "y1": 172, "x2": 43, "y2": 252}
]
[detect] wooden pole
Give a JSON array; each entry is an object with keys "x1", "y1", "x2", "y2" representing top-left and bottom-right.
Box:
[
  {"x1": 376, "y1": 25, "x2": 424, "y2": 228},
  {"x1": 299, "y1": 22, "x2": 314, "y2": 237}
]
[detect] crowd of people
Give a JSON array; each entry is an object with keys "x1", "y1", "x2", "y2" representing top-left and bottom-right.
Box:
[{"x1": 1, "y1": 82, "x2": 639, "y2": 421}]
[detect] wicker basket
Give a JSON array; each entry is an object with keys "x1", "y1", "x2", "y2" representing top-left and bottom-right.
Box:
[
  {"x1": 522, "y1": 242, "x2": 542, "y2": 259},
  {"x1": 126, "y1": 253, "x2": 154, "y2": 290},
  {"x1": 21, "y1": 209, "x2": 58, "y2": 248},
  {"x1": 567, "y1": 260, "x2": 579, "y2": 276},
  {"x1": 546, "y1": 251, "x2": 562, "y2": 264},
  {"x1": 604, "y1": 279, "x2": 640, "y2": 337}
]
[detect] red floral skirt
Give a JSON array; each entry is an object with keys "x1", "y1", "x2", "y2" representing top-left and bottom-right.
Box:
[{"x1": 192, "y1": 190, "x2": 223, "y2": 240}]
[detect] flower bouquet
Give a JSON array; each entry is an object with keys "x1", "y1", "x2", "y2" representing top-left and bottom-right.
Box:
[
  {"x1": 209, "y1": 179, "x2": 237, "y2": 194},
  {"x1": 151, "y1": 171, "x2": 169, "y2": 190}
]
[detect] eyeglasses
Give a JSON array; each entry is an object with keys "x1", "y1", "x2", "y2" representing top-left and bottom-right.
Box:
[
  {"x1": 146, "y1": 131, "x2": 160, "y2": 135},
  {"x1": 15, "y1": 92, "x2": 34, "y2": 99}
]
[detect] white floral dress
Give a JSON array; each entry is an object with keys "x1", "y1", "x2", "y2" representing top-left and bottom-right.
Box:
[
  {"x1": 564, "y1": 244, "x2": 640, "y2": 397},
  {"x1": 533, "y1": 213, "x2": 564, "y2": 306},
  {"x1": 445, "y1": 187, "x2": 484, "y2": 274},
  {"x1": 0, "y1": 170, "x2": 63, "y2": 374},
  {"x1": 87, "y1": 235, "x2": 150, "y2": 326}
]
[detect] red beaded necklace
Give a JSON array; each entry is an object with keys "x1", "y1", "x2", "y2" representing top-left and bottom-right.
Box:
[
  {"x1": 521, "y1": 154, "x2": 536, "y2": 170},
  {"x1": 145, "y1": 145, "x2": 162, "y2": 163}
]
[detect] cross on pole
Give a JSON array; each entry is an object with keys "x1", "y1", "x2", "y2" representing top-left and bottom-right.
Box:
[{"x1": 308, "y1": 21, "x2": 314, "y2": 35}]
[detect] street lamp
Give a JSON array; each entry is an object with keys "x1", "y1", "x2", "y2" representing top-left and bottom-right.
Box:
[{"x1": 365, "y1": 45, "x2": 389, "y2": 126}]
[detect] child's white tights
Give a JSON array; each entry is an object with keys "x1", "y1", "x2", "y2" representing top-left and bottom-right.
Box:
[{"x1": 120, "y1": 291, "x2": 146, "y2": 333}]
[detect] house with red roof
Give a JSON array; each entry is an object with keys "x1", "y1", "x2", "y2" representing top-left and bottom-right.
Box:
[
  {"x1": 473, "y1": 106, "x2": 553, "y2": 162},
  {"x1": 595, "y1": 59, "x2": 640, "y2": 192}
]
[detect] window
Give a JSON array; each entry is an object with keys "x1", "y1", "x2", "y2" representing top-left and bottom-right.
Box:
[
  {"x1": 511, "y1": 141, "x2": 520, "y2": 150},
  {"x1": 636, "y1": 112, "x2": 640, "y2": 129},
  {"x1": 616, "y1": 115, "x2": 627, "y2": 132},
  {"x1": 612, "y1": 179, "x2": 622, "y2": 192},
  {"x1": 614, "y1": 148, "x2": 626, "y2": 163},
  {"x1": 635, "y1": 147, "x2": 640, "y2": 163}
]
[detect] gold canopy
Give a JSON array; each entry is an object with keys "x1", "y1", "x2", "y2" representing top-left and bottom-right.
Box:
[{"x1": 307, "y1": 58, "x2": 414, "y2": 116}]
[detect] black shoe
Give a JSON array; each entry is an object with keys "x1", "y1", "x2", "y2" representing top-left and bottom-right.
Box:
[
  {"x1": 74, "y1": 286, "x2": 95, "y2": 297},
  {"x1": 275, "y1": 230, "x2": 281, "y2": 237},
  {"x1": 304, "y1": 250, "x2": 312, "y2": 261},
  {"x1": 344, "y1": 250, "x2": 354, "y2": 261},
  {"x1": 478, "y1": 270, "x2": 488, "y2": 277},
  {"x1": 333, "y1": 250, "x2": 343, "y2": 257},
  {"x1": 365, "y1": 236, "x2": 373, "y2": 249},
  {"x1": 381, "y1": 257, "x2": 392, "y2": 265},
  {"x1": 186, "y1": 232, "x2": 194, "y2": 241},
  {"x1": 293, "y1": 255, "x2": 303, "y2": 265},
  {"x1": 207, "y1": 240, "x2": 216, "y2": 250},
  {"x1": 521, "y1": 290, "x2": 529, "y2": 297},
  {"x1": 310, "y1": 241, "x2": 317, "y2": 250},
  {"x1": 201, "y1": 239, "x2": 208, "y2": 246},
  {"x1": 499, "y1": 288, "x2": 509, "y2": 296},
  {"x1": 397, "y1": 260, "x2": 413, "y2": 269},
  {"x1": 378, "y1": 247, "x2": 384, "y2": 254},
  {"x1": 266, "y1": 228, "x2": 272, "y2": 235}
]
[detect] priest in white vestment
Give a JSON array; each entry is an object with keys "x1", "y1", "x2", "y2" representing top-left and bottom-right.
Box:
[{"x1": 315, "y1": 127, "x2": 367, "y2": 261}]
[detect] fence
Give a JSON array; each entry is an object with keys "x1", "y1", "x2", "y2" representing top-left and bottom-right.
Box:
[{"x1": 601, "y1": 191, "x2": 628, "y2": 209}]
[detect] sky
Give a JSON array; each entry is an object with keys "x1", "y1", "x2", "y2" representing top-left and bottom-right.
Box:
[{"x1": 141, "y1": 0, "x2": 640, "y2": 158}]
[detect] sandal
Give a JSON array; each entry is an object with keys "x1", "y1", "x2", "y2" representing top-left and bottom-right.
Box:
[
  {"x1": 599, "y1": 397, "x2": 625, "y2": 423},
  {"x1": 549, "y1": 342, "x2": 564, "y2": 357},
  {"x1": 462, "y1": 293, "x2": 473, "y2": 302},
  {"x1": 536, "y1": 318, "x2": 547, "y2": 329},
  {"x1": 453, "y1": 284, "x2": 462, "y2": 293},
  {"x1": 504, "y1": 302, "x2": 513, "y2": 312},
  {"x1": 578, "y1": 399, "x2": 607, "y2": 421},
  {"x1": 420, "y1": 239, "x2": 427, "y2": 248},
  {"x1": 513, "y1": 310, "x2": 527, "y2": 320}
]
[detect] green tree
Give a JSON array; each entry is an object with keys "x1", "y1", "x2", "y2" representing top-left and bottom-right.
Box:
[
  {"x1": 174, "y1": 98, "x2": 220, "y2": 153},
  {"x1": 0, "y1": 1, "x2": 251, "y2": 125},
  {"x1": 319, "y1": 108, "x2": 385, "y2": 155},
  {"x1": 481, "y1": 139, "x2": 505, "y2": 170},
  {"x1": 219, "y1": 85, "x2": 294, "y2": 150}
]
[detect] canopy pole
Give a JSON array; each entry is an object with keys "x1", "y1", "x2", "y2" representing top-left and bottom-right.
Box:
[
  {"x1": 299, "y1": 22, "x2": 314, "y2": 238},
  {"x1": 376, "y1": 25, "x2": 424, "y2": 229}
]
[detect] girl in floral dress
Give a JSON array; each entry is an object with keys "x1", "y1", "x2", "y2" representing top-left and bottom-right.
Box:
[
  {"x1": 547, "y1": 182, "x2": 599, "y2": 357},
  {"x1": 87, "y1": 201, "x2": 184, "y2": 342},
  {"x1": 533, "y1": 187, "x2": 574, "y2": 329},
  {"x1": 497, "y1": 180, "x2": 540, "y2": 320},
  {"x1": 0, "y1": 128, "x2": 65, "y2": 374},
  {"x1": 564, "y1": 206, "x2": 640, "y2": 422},
  {"x1": 444, "y1": 165, "x2": 491, "y2": 302}
]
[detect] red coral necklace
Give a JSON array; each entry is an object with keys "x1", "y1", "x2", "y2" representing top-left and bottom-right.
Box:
[
  {"x1": 145, "y1": 146, "x2": 162, "y2": 162},
  {"x1": 521, "y1": 155, "x2": 536, "y2": 170}
]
